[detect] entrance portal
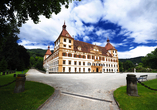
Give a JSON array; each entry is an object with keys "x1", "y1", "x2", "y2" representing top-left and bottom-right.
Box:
[{"x1": 96, "y1": 68, "x2": 99, "y2": 72}]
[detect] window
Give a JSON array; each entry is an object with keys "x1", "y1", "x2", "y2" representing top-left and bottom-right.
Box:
[
  {"x1": 69, "y1": 61, "x2": 71, "y2": 65},
  {"x1": 87, "y1": 55, "x2": 90, "y2": 59},
  {"x1": 79, "y1": 55, "x2": 81, "y2": 58},
  {"x1": 92, "y1": 56, "x2": 94, "y2": 59},
  {"x1": 64, "y1": 44, "x2": 66, "y2": 47},
  {"x1": 63, "y1": 67, "x2": 65, "y2": 72},
  {"x1": 63, "y1": 60, "x2": 66, "y2": 64},
  {"x1": 83, "y1": 55, "x2": 86, "y2": 59},
  {"x1": 64, "y1": 39, "x2": 66, "y2": 42},
  {"x1": 102, "y1": 57, "x2": 104, "y2": 61},
  {"x1": 75, "y1": 68, "x2": 77, "y2": 72},
  {"x1": 68, "y1": 53, "x2": 72, "y2": 57},
  {"x1": 79, "y1": 68, "x2": 81, "y2": 72},
  {"x1": 74, "y1": 54, "x2": 77, "y2": 57},
  {"x1": 63, "y1": 53, "x2": 66, "y2": 56},
  {"x1": 83, "y1": 68, "x2": 85, "y2": 72},
  {"x1": 88, "y1": 68, "x2": 90, "y2": 72},
  {"x1": 83, "y1": 62, "x2": 85, "y2": 65},
  {"x1": 69, "y1": 67, "x2": 71, "y2": 72},
  {"x1": 87, "y1": 62, "x2": 91, "y2": 66},
  {"x1": 79, "y1": 62, "x2": 81, "y2": 65},
  {"x1": 69, "y1": 40, "x2": 71, "y2": 43},
  {"x1": 92, "y1": 63, "x2": 95, "y2": 66},
  {"x1": 106, "y1": 64, "x2": 108, "y2": 67},
  {"x1": 99, "y1": 57, "x2": 101, "y2": 60},
  {"x1": 69, "y1": 45, "x2": 71, "y2": 48},
  {"x1": 74, "y1": 61, "x2": 77, "y2": 65}
]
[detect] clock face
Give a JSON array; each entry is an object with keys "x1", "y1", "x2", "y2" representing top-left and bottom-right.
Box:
[{"x1": 66, "y1": 34, "x2": 69, "y2": 37}]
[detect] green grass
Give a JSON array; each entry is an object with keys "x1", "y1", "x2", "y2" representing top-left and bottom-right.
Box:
[
  {"x1": 0, "y1": 70, "x2": 55, "y2": 110},
  {"x1": 114, "y1": 79, "x2": 157, "y2": 110}
]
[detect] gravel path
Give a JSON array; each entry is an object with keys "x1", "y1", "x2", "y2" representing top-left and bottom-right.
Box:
[{"x1": 26, "y1": 69, "x2": 157, "y2": 110}]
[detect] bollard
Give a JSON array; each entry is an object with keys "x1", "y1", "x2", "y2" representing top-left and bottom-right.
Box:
[
  {"x1": 2, "y1": 71, "x2": 5, "y2": 75},
  {"x1": 13, "y1": 74, "x2": 16, "y2": 77},
  {"x1": 126, "y1": 74, "x2": 138, "y2": 96},
  {"x1": 14, "y1": 74, "x2": 26, "y2": 93}
]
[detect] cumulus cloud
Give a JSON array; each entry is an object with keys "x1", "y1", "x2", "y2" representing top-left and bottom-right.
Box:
[
  {"x1": 118, "y1": 46, "x2": 157, "y2": 59},
  {"x1": 103, "y1": 0, "x2": 157, "y2": 43},
  {"x1": 83, "y1": 36, "x2": 90, "y2": 42}
]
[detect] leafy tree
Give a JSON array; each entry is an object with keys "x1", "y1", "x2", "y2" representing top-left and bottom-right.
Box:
[
  {"x1": 123, "y1": 60, "x2": 135, "y2": 71},
  {"x1": 142, "y1": 48, "x2": 157, "y2": 69},
  {"x1": 119, "y1": 61, "x2": 124, "y2": 72},
  {"x1": 0, "y1": 0, "x2": 80, "y2": 27},
  {"x1": 0, "y1": 58, "x2": 8, "y2": 72}
]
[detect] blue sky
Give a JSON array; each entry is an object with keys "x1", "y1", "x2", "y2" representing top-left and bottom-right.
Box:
[{"x1": 18, "y1": 0, "x2": 157, "y2": 59}]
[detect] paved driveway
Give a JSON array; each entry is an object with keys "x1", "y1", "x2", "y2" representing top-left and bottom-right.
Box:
[{"x1": 26, "y1": 69, "x2": 157, "y2": 110}]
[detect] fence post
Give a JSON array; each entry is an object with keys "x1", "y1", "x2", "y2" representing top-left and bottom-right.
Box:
[
  {"x1": 14, "y1": 74, "x2": 26, "y2": 93},
  {"x1": 126, "y1": 74, "x2": 138, "y2": 96}
]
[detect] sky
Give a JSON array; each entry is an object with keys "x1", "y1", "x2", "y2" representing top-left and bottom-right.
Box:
[{"x1": 18, "y1": 0, "x2": 157, "y2": 59}]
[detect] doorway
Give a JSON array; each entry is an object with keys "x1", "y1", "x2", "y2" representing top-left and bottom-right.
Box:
[{"x1": 96, "y1": 68, "x2": 99, "y2": 72}]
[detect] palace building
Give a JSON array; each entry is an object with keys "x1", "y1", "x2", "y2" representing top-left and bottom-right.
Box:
[{"x1": 43, "y1": 22, "x2": 119, "y2": 73}]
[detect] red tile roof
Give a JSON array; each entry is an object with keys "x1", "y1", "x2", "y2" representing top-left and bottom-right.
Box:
[
  {"x1": 74, "y1": 40, "x2": 112, "y2": 56},
  {"x1": 104, "y1": 38, "x2": 116, "y2": 50},
  {"x1": 45, "y1": 46, "x2": 52, "y2": 55}
]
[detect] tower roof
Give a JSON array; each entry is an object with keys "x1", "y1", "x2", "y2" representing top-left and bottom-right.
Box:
[
  {"x1": 59, "y1": 22, "x2": 73, "y2": 38},
  {"x1": 45, "y1": 46, "x2": 52, "y2": 55},
  {"x1": 105, "y1": 38, "x2": 116, "y2": 50}
]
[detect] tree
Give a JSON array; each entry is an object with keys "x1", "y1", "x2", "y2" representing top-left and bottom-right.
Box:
[
  {"x1": 119, "y1": 61, "x2": 124, "y2": 72},
  {"x1": 0, "y1": 0, "x2": 80, "y2": 27},
  {"x1": 123, "y1": 60, "x2": 135, "y2": 71},
  {"x1": 142, "y1": 48, "x2": 157, "y2": 69}
]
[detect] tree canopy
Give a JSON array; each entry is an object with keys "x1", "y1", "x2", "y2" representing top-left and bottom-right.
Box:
[{"x1": 142, "y1": 48, "x2": 157, "y2": 69}]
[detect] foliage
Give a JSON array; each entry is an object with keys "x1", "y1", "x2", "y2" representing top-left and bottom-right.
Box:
[
  {"x1": 0, "y1": 58, "x2": 8, "y2": 72},
  {"x1": 123, "y1": 60, "x2": 135, "y2": 72},
  {"x1": 27, "y1": 49, "x2": 52, "y2": 57},
  {"x1": 0, "y1": 33, "x2": 30, "y2": 71},
  {"x1": 0, "y1": 72, "x2": 55, "y2": 110},
  {"x1": 114, "y1": 79, "x2": 157, "y2": 110},
  {"x1": 119, "y1": 56, "x2": 144, "y2": 65},
  {"x1": 142, "y1": 48, "x2": 157, "y2": 69},
  {"x1": 0, "y1": 0, "x2": 79, "y2": 26},
  {"x1": 119, "y1": 61, "x2": 124, "y2": 72}
]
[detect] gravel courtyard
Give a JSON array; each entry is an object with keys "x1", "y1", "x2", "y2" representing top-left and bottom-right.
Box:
[{"x1": 26, "y1": 69, "x2": 157, "y2": 110}]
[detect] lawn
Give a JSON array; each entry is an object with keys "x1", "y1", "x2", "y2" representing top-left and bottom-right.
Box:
[
  {"x1": 0, "y1": 70, "x2": 55, "y2": 110},
  {"x1": 114, "y1": 79, "x2": 157, "y2": 110}
]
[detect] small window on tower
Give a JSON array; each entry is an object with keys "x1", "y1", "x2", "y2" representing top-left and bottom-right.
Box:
[{"x1": 69, "y1": 40, "x2": 71, "y2": 43}]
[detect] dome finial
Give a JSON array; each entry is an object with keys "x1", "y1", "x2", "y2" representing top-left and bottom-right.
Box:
[
  {"x1": 62, "y1": 21, "x2": 66, "y2": 30},
  {"x1": 107, "y1": 37, "x2": 110, "y2": 43}
]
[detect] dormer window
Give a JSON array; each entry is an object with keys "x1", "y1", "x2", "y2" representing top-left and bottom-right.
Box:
[
  {"x1": 78, "y1": 46, "x2": 81, "y2": 51},
  {"x1": 66, "y1": 34, "x2": 69, "y2": 37}
]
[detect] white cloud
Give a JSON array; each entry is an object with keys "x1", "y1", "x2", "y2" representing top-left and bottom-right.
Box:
[
  {"x1": 83, "y1": 36, "x2": 90, "y2": 42},
  {"x1": 18, "y1": 40, "x2": 54, "y2": 50},
  {"x1": 92, "y1": 42, "x2": 102, "y2": 46},
  {"x1": 103, "y1": 0, "x2": 157, "y2": 43},
  {"x1": 118, "y1": 46, "x2": 157, "y2": 59}
]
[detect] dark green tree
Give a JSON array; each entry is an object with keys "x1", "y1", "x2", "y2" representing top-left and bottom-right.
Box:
[
  {"x1": 123, "y1": 60, "x2": 135, "y2": 71},
  {"x1": 119, "y1": 61, "x2": 124, "y2": 72},
  {"x1": 142, "y1": 48, "x2": 157, "y2": 69},
  {"x1": 0, "y1": 58, "x2": 8, "y2": 72}
]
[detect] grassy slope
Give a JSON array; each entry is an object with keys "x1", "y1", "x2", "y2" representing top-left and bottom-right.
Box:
[
  {"x1": 0, "y1": 70, "x2": 54, "y2": 110},
  {"x1": 119, "y1": 56, "x2": 144, "y2": 64},
  {"x1": 114, "y1": 79, "x2": 157, "y2": 110}
]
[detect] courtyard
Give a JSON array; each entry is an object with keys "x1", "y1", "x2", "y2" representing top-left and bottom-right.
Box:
[{"x1": 26, "y1": 69, "x2": 157, "y2": 110}]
